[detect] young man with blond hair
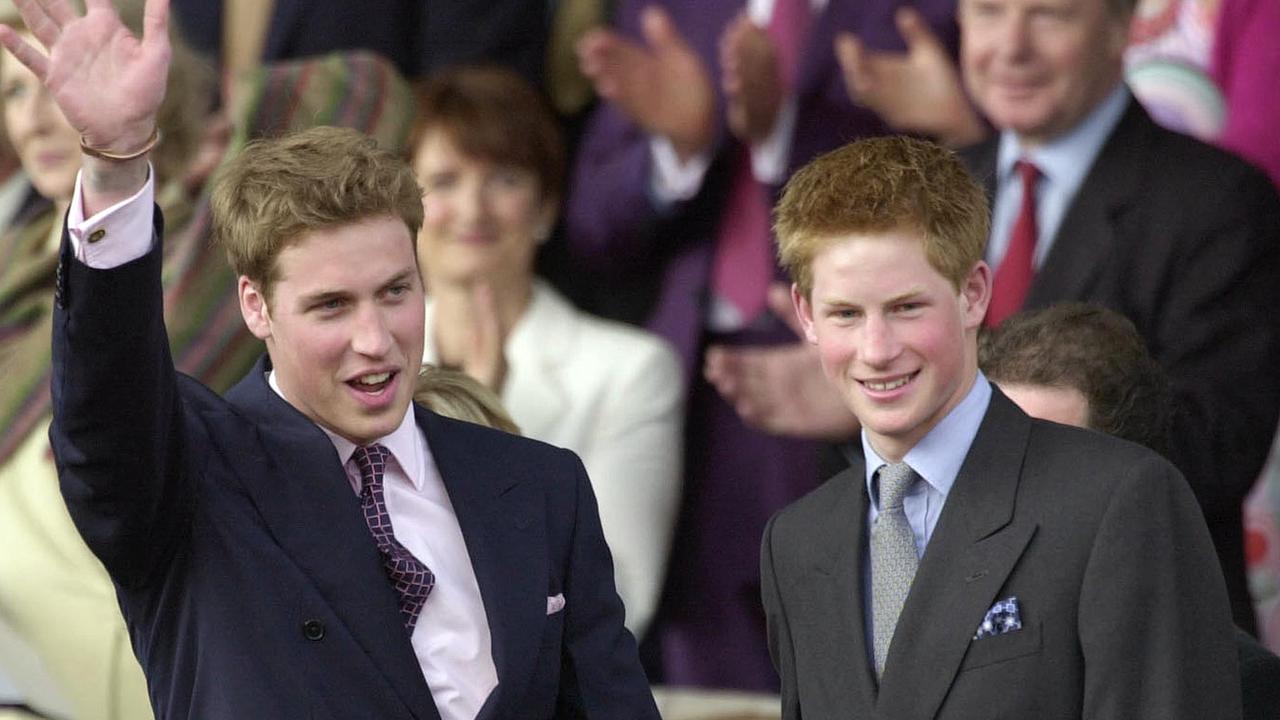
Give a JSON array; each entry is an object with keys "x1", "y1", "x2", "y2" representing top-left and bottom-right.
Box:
[
  {"x1": 2, "y1": 0, "x2": 658, "y2": 717},
  {"x1": 761, "y1": 135, "x2": 1239, "y2": 718}
]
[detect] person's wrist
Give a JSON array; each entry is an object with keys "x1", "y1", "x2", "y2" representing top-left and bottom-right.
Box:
[
  {"x1": 80, "y1": 154, "x2": 149, "y2": 218},
  {"x1": 80, "y1": 126, "x2": 160, "y2": 162},
  {"x1": 80, "y1": 120, "x2": 161, "y2": 160},
  {"x1": 670, "y1": 122, "x2": 714, "y2": 164}
]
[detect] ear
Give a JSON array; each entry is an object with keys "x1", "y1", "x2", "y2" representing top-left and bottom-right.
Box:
[
  {"x1": 791, "y1": 283, "x2": 820, "y2": 345},
  {"x1": 1104, "y1": 11, "x2": 1131, "y2": 57},
  {"x1": 238, "y1": 276, "x2": 273, "y2": 341},
  {"x1": 960, "y1": 261, "x2": 992, "y2": 329},
  {"x1": 534, "y1": 196, "x2": 560, "y2": 243}
]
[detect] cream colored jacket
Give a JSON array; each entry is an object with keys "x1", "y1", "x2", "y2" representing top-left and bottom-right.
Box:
[{"x1": 424, "y1": 281, "x2": 684, "y2": 639}]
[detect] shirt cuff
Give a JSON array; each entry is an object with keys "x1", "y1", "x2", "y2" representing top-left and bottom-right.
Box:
[
  {"x1": 749, "y1": 96, "x2": 797, "y2": 185},
  {"x1": 68, "y1": 166, "x2": 156, "y2": 269},
  {"x1": 647, "y1": 136, "x2": 712, "y2": 207}
]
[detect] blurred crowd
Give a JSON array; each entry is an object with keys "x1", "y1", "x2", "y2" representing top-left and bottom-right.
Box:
[{"x1": 0, "y1": 0, "x2": 1277, "y2": 717}]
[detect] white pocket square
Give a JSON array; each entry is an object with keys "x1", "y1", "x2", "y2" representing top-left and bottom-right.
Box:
[{"x1": 546, "y1": 593, "x2": 565, "y2": 615}]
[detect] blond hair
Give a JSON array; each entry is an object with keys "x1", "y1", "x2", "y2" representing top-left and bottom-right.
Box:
[
  {"x1": 210, "y1": 126, "x2": 423, "y2": 302},
  {"x1": 414, "y1": 366, "x2": 521, "y2": 434},
  {"x1": 775, "y1": 136, "x2": 989, "y2": 297}
]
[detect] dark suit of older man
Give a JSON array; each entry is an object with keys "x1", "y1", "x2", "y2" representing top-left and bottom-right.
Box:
[{"x1": 960, "y1": 97, "x2": 1280, "y2": 632}]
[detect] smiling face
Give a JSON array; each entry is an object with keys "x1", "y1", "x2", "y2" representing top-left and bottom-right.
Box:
[
  {"x1": 1, "y1": 33, "x2": 82, "y2": 203},
  {"x1": 959, "y1": 0, "x2": 1129, "y2": 148},
  {"x1": 412, "y1": 130, "x2": 554, "y2": 291},
  {"x1": 794, "y1": 230, "x2": 991, "y2": 461},
  {"x1": 239, "y1": 215, "x2": 425, "y2": 445}
]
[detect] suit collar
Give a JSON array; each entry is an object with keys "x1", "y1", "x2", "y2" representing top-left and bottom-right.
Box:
[
  {"x1": 424, "y1": 282, "x2": 575, "y2": 440},
  {"x1": 1025, "y1": 96, "x2": 1152, "y2": 307},
  {"x1": 415, "y1": 407, "x2": 547, "y2": 720},
  {"x1": 220, "y1": 357, "x2": 442, "y2": 719},
  {"x1": 223, "y1": 360, "x2": 554, "y2": 719},
  {"x1": 861, "y1": 373, "x2": 992, "y2": 507},
  {"x1": 808, "y1": 463, "x2": 880, "y2": 710},
  {"x1": 814, "y1": 391, "x2": 1038, "y2": 715},
  {"x1": 500, "y1": 282, "x2": 576, "y2": 439},
  {"x1": 875, "y1": 389, "x2": 1039, "y2": 716}
]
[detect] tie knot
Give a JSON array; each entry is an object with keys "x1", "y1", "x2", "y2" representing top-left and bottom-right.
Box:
[
  {"x1": 352, "y1": 443, "x2": 392, "y2": 487},
  {"x1": 877, "y1": 462, "x2": 915, "y2": 511},
  {"x1": 1015, "y1": 159, "x2": 1040, "y2": 188}
]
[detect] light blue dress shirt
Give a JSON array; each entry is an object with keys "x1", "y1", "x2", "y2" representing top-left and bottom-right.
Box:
[
  {"x1": 858, "y1": 372, "x2": 993, "y2": 665},
  {"x1": 986, "y1": 84, "x2": 1130, "y2": 271}
]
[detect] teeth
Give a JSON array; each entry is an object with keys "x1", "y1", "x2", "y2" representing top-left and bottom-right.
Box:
[
  {"x1": 866, "y1": 376, "x2": 911, "y2": 391},
  {"x1": 356, "y1": 372, "x2": 391, "y2": 385}
]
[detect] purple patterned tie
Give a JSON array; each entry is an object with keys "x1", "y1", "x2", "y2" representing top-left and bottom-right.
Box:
[{"x1": 353, "y1": 444, "x2": 434, "y2": 633}]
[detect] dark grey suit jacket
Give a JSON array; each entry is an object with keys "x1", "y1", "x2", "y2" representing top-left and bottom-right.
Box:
[
  {"x1": 762, "y1": 389, "x2": 1240, "y2": 719},
  {"x1": 960, "y1": 98, "x2": 1280, "y2": 632}
]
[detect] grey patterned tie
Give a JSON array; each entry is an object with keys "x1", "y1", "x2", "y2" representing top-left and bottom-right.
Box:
[{"x1": 871, "y1": 462, "x2": 919, "y2": 678}]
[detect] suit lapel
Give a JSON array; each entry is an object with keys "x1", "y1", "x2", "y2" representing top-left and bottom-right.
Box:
[
  {"x1": 420, "y1": 408, "x2": 547, "y2": 720},
  {"x1": 876, "y1": 392, "x2": 1038, "y2": 718},
  {"x1": 499, "y1": 284, "x2": 573, "y2": 440},
  {"x1": 218, "y1": 358, "x2": 441, "y2": 720},
  {"x1": 806, "y1": 464, "x2": 879, "y2": 712},
  {"x1": 1025, "y1": 99, "x2": 1147, "y2": 308}
]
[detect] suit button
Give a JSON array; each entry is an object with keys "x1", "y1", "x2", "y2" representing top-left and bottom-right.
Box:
[
  {"x1": 87, "y1": 228, "x2": 106, "y2": 244},
  {"x1": 302, "y1": 619, "x2": 325, "y2": 641}
]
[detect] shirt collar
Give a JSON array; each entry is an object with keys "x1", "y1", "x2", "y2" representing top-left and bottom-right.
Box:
[
  {"x1": 862, "y1": 372, "x2": 992, "y2": 508},
  {"x1": 267, "y1": 370, "x2": 423, "y2": 491},
  {"x1": 997, "y1": 83, "x2": 1129, "y2": 195}
]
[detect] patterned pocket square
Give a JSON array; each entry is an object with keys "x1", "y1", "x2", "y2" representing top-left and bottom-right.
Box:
[
  {"x1": 547, "y1": 593, "x2": 566, "y2": 615},
  {"x1": 974, "y1": 596, "x2": 1022, "y2": 640}
]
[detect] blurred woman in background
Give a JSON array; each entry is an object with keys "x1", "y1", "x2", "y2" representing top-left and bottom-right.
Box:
[{"x1": 411, "y1": 65, "x2": 684, "y2": 641}]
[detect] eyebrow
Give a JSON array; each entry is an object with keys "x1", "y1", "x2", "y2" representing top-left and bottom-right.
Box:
[
  {"x1": 296, "y1": 289, "x2": 350, "y2": 309},
  {"x1": 380, "y1": 269, "x2": 418, "y2": 290},
  {"x1": 817, "y1": 288, "x2": 927, "y2": 308}
]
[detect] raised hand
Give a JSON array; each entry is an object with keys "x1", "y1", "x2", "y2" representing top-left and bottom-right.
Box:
[
  {"x1": 577, "y1": 5, "x2": 715, "y2": 162},
  {"x1": 834, "y1": 8, "x2": 986, "y2": 147},
  {"x1": 459, "y1": 282, "x2": 509, "y2": 393},
  {"x1": 432, "y1": 281, "x2": 510, "y2": 394},
  {"x1": 0, "y1": 0, "x2": 170, "y2": 156},
  {"x1": 704, "y1": 283, "x2": 860, "y2": 440},
  {"x1": 719, "y1": 12, "x2": 784, "y2": 146}
]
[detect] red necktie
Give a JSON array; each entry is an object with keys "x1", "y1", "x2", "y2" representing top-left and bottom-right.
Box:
[
  {"x1": 709, "y1": 0, "x2": 811, "y2": 325},
  {"x1": 986, "y1": 160, "x2": 1040, "y2": 327},
  {"x1": 354, "y1": 444, "x2": 435, "y2": 633}
]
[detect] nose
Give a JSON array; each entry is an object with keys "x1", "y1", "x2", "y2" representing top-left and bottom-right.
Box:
[
  {"x1": 994, "y1": 13, "x2": 1033, "y2": 61},
  {"x1": 456, "y1": 175, "x2": 491, "y2": 226},
  {"x1": 350, "y1": 305, "x2": 394, "y2": 358},
  {"x1": 860, "y1": 314, "x2": 901, "y2": 368}
]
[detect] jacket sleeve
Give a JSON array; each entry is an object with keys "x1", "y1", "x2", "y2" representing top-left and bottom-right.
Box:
[
  {"x1": 555, "y1": 448, "x2": 662, "y2": 718},
  {"x1": 565, "y1": 0, "x2": 732, "y2": 276},
  {"x1": 49, "y1": 210, "x2": 193, "y2": 590},
  {"x1": 1077, "y1": 453, "x2": 1242, "y2": 718},
  {"x1": 578, "y1": 336, "x2": 684, "y2": 640},
  {"x1": 762, "y1": 512, "x2": 802, "y2": 720}
]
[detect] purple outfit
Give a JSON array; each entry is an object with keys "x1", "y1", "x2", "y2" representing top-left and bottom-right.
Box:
[{"x1": 567, "y1": 0, "x2": 958, "y2": 690}]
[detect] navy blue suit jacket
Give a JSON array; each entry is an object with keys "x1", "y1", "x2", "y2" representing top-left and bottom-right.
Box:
[{"x1": 48, "y1": 218, "x2": 658, "y2": 719}]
